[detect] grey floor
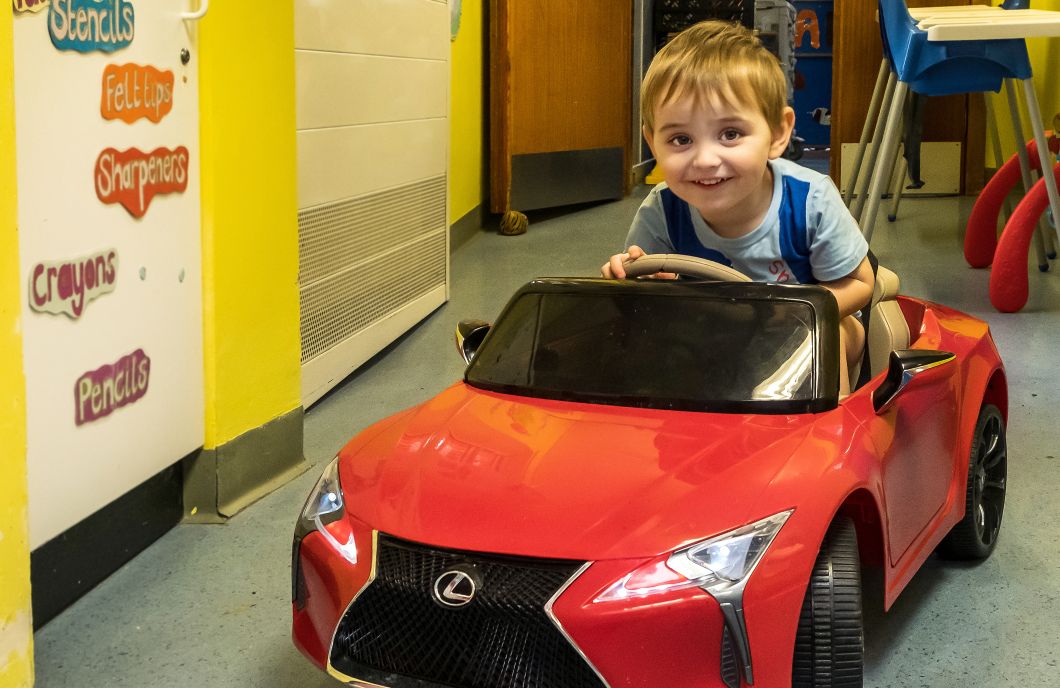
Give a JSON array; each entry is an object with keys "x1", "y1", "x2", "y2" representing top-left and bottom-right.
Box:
[{"x1": 33, "y1": 185, "x2": 1060, "y2": 687}]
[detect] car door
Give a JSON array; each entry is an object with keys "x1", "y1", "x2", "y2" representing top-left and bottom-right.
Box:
[{"x1": 864, "y1": 363, "x2": 961, "y2": 565}]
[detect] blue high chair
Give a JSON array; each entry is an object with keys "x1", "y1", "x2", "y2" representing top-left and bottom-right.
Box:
[{"x1": 846, "y1": 0, "x2": 1060, "y2": 252}]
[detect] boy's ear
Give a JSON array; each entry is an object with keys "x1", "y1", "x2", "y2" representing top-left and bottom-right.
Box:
[{"x1": 768, "y1": 107, "x2": 796, "y2": 159}]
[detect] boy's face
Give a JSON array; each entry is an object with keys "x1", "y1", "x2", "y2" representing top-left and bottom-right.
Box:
[{"x1": 645, "y1": 93, "x2": 795, "y2": 233}]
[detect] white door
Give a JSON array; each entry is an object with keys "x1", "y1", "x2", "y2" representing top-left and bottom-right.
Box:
[
  {"x1": 14, "y1": 1, "x2": 204, "y2": 549},
  {"x1": 295, "y1": 0, "x2": 451, "y2": 407}
]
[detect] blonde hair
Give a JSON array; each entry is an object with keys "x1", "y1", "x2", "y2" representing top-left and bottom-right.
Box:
[{"x1": 641, "y1": 21, "x2": 787, "y2": 133}]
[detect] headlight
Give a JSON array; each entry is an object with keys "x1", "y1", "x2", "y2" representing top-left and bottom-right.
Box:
[
  {"x1": 595, "y1": 509, "x2": 794, "y2": 687},
  {"x1": 294, "y1": 457, "x2": 358, "y2": 565},
  {"x1": 667, "y1": 509, "x2": 792, "y2": 594},
  {"x1": 595, "y1": 509, "x2": 793, "y2": 603}
]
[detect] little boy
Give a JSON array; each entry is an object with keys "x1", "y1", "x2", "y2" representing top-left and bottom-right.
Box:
[{"x1": 602, "y1": 20, "x2": 874, "y2": 395}]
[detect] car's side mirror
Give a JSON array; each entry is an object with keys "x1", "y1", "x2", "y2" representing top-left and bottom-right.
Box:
[
  {"x1": 872, "y1": 349, "x2": 956, "y2": 414},
  {"x1": 455, "y1": 319, "x2": 490, "y2": 364}
]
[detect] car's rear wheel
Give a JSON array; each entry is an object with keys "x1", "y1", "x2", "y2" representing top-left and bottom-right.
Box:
[
  {"x1": 939, "y1": 404, "x2": 1007, "y2": 560},
  {"x1": 792, "y1": 517, "x2": 864, "y2": 688}
]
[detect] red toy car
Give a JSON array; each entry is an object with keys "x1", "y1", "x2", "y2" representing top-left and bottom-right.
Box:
[{"x1": 292, "y1": 255, "x2": 1007, "y2": 688}]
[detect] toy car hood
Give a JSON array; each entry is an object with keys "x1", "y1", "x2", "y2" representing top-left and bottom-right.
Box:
[{"x1": 336, "y1": 381, "x2": 826, "y2": 562}]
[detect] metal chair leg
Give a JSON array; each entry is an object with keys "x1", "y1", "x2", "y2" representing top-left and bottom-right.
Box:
[
  {"x1": 852, "y1": 72, "x2": 897, "y2": 222},
  {"x1": 889, "y1": 158, "x2": 908, "y2": 222},
  {"x1": 879, "y1": 104, "x2": 907, "y2": 222},
  {"x1": 845, "y1": 60, "x2": 890, "y2": 207},
  {"x1": 1044, "y1": 214, "x2": 1059, "y2": 258},
  {"x1": 887, "y1": 96, "x2": 913, "y2": 222},
  {"x1": 1022, "y1": 79, "x2": 1060, "y2": 267},
  {"x1": 1006, "y1": 79, "x2": 1050, "y2": 270},
  {"x1": 986, "y1": 94, "x2": 1017, "y2": 229},
  {"x1": 862, "y1": 81, "x2": 909, "y2": 243}
]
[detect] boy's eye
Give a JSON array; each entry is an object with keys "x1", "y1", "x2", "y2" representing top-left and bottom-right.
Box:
[
  {"x1": 668, "y1": 134, "x2": 692, "y2": 146},
  {"x1": 720, "y1": 129, "x2": 742, "y2": 142}
]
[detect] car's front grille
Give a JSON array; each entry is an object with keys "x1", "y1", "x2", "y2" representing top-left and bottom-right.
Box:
[{"x1": 330, "y1": 534, "x2": 605, "y2": 688}]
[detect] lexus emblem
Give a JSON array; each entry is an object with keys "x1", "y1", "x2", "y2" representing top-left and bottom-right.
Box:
[{"x1": 433, "y1": 569, "x2": 477, "y2": 608}]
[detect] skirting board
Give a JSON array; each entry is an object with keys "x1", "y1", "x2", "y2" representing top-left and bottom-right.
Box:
[
  {"x1": 451, "y1": 203, "x2": 487, "y2": 249},
  {"x1": 183, "y1": 407, "x2": 307, "y2": 521},
  {"x1": 839, "y1": 142, "x2": 961, "y2": 196},
  {"x1": 301, "y1": 284, "x2": 447, "y2": 407},
  {"x1": 31, "y1": 462, "x2": 184, "y2": 629},
  {"x1": 510, "y1": 147, "x2": 625, "y2": 212}
]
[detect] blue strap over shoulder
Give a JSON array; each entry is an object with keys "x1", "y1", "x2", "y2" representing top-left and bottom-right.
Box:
[{"x1": 777, "y1": 176, "x2": 816, "y2": 284}]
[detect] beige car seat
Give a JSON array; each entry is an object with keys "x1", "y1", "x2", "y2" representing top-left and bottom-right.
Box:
[{"x1": 853, "y1": 266, "x2": 911, "y2": 387}]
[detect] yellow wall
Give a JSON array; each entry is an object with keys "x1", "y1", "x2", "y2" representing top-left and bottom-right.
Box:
[
  {"x1": 449, "y1": 0, "x2": 488, "y2": 223},
  {"x1": 0, "y1": 9, "x2": 34, "y2": 688},
  {"x1": 986, "y1": 1, "x2": 1060, "y2": 167},
  {"x1": 199, "y1": 1, "x2": 302, "y2": 448}
]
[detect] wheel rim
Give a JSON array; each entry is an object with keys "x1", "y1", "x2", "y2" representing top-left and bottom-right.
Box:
[{"x1": 972, "y1": 413, "x2": 1007, "y2": 549}]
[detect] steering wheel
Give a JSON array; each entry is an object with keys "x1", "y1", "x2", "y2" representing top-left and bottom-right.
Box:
[{"x1": 622, "y1": 253, "x2": 751, "y2": 282}]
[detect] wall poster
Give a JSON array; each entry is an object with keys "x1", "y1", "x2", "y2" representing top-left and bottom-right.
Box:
[
  {"x1": 48, "y1": 0, "x2": 135, "y2": 52},
  {"x1": 28, "y1": 248, "x2": 118, "y2": 318},
  {"x1": 95, "y1": 145, "x2": 190, "y2": 217},
  {"x1": 13, "y1": 0, "x2": 49, "y2": 14},
  {"x1": 13, "y1": 0, "x2": 204, "y2": 550},
  {"x1": 101, "y1": 63, "x2": 174, "y2": 123}
]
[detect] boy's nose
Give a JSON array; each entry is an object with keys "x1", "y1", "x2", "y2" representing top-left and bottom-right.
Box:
[{"x1": 691, "y1": 144, "x2": 722, "y2": 169}]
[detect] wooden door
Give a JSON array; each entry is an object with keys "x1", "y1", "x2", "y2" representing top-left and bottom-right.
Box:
[
  {"x1": 490, "y1": 0, "x2": 632, "y2": 214},
  {"x1": 831, "y1": 0, "x2": 985, "y2": 194}
]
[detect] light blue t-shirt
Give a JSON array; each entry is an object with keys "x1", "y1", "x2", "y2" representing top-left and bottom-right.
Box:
[{"x1": 626, "y1": 157, "x2": 867, "y2": 284}]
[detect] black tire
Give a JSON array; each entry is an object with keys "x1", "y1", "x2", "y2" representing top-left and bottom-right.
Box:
[
  {"x1": 792, "y1": 517, "x2": 864, "y2": 688},
  {"x1": 938, "y1": 404, "x2": 1007, "y2": 560}
]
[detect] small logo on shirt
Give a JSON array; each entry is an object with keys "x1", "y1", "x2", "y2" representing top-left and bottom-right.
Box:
[{"x1": 769, "y1": 260, "x2": 792, "y2": 283}]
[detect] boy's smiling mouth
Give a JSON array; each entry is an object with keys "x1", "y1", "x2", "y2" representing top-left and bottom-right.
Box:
[{"x1": 692, "y1": 177, "x2": 731, "y2": 187}]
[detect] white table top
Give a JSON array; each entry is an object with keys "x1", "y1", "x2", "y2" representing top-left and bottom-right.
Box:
[
  {"x1": 908, "y1": 4, "x2": 1002, "y2": 19},
  {"x1": 906, "y1": 5, "x2": 1060, "y2": 41}
]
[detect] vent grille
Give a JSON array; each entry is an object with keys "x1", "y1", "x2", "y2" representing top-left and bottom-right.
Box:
[
  {"x1": 299, "y1": 230, "x2": 445, "y2": 364},
  {"x1": 298, "y1": 176, "x2": 446, "y2": 286},
  {"x1": 720, "y1": 624, "x2": 740, "y2": 688},
  {"x1": 330, "y1": 535, "x2": 605, "y2": 688},
  {"x1": 297, "y1": 176, "x2": 447, "y2": 365}
]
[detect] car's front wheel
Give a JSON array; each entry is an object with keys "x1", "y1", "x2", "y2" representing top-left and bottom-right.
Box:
[
  {"x1": 939, "y1": 403, "x2": 1007, "y2": 560},
  {"x1": 792, "y1": 517, "x2": 864, "y2": 688}
]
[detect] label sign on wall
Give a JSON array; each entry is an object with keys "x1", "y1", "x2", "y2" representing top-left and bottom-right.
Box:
[
  {"x1": 94, "y1": 145, "x2": 188, "y2": 217},
  {"x1": 101, "y1": 64, "x2": 174, "y2": 124},
  {"x1": 29, "y1": 248, "x2": 118, "y2": 319},
  {"x1": 13, "y1": 0, "x2": 50, "y2": 13},
  {"x1": 49, "y1": 0, "x2": 135, "y2": 53},
  {"x1": 75, "y1": 348, "x2": 150, "y2": 425}
]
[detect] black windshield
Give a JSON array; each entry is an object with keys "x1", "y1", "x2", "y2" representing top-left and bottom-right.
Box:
[{"x1": 465, "y1": 282, "x2": 838, "y2": 413}]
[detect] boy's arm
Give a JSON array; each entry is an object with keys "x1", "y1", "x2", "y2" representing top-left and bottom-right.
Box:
[
  {"x1": 805, "y1": 175, "x2": 873, "y2": 316},
  {"x1": 602, "y1": 188, "x2": 675, "y2": 278},
  {"x1": 818, "y1": 256, "x2": 875, "y2": 319}
]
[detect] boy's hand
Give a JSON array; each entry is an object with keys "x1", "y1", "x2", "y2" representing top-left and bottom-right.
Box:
[
  {"x1": 601, "y1": 245, "x2": 646, "y2": 278},
  {"x1": 601, "y1": 245, "x2": 677, "y2": 280}
]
